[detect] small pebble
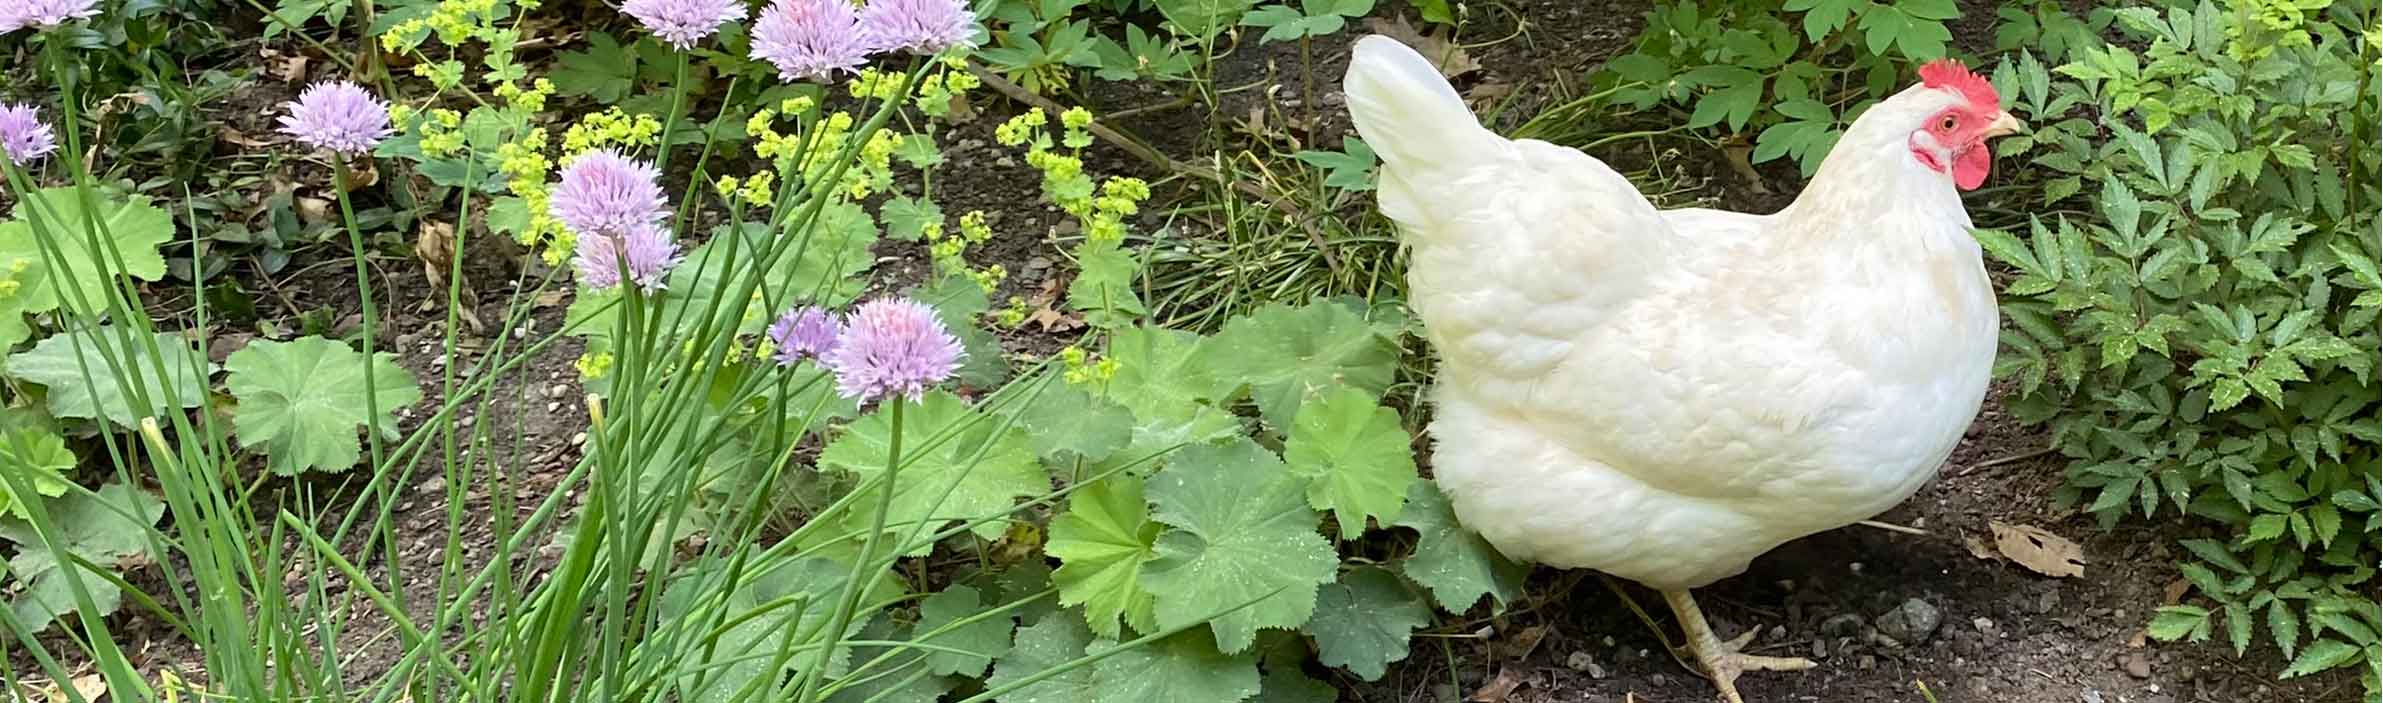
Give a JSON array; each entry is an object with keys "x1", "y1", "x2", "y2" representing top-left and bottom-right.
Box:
[
  {"x1": 1973, "y1": 617, "x2": 1997, "y2": 633},
  {"x1": 2123, "y1": 653, "x2": 2152, "y2": 679},
  {"x1": 2081, "y1": 691, "x2": 2105, "y2": 703},
  {"x1": 1650, "y1": 674, "x2": 1668, "y2": 686},
  {"x1": 1876, "y1": 598, "x2": 1943, "y2": 645}
]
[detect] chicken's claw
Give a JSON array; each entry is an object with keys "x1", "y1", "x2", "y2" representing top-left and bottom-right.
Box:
[{"x1": 1661, "y1": 589, "x2": 1817, "y2": 703}]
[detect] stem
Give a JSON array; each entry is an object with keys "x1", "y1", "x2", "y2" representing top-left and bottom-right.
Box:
[
  {"x1": 790, "y1": 399, "x2": 904, "y2": 701},
  {"x1": 330, "y1": 159, "x2": 399, "y2": 605}
]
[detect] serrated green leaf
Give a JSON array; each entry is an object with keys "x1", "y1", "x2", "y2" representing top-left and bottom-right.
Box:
[
  {"x1": 661, "y1": 555, "x2": 905, "y2": 701},
  {"x1": 818, "y1": 392, "x2": 1049, "y2": 547},
  {"x1": 916, "y1": 584, "x2": 1016, "y2": 676},
  {"x1": 2271, "y1": 599, "x2": 2301, "y2": 659},
  {"x1": 1303, "y1": 567, "x2": 1429, "y2": 680},
  {"x1": 1283, "y1": 385, "x2": 1416, "y2": 530},
  {"x1": 988, "y1": 615, "x2": 1099, "y2": 703},
  {"x1": 2281, "y1": 639, "x2": 2361, "y2": 677},
  {"x1": 1048, "y1": 475, "x2": 1160, "y2": 638},
  {"x1": 2148, "y1": 605, "x2": 2212, "y2": 642},
  {"x1": 1087, "y1": 629, "x2": 1260, "y2": 703},
  {"x1": 1069, "y1": 244, "x2": 1149, "y2": 329},
  {"x1": 226, "y1": 337, "x2": 421, "y2": 475},
  {"x1": 1207, "y1": 300, "x2": 1399, "y2": 427},
  {"x1": 0, "y1": 429, "x2": 72, "y2": 520},
  {"x1": 1142, "y1": 438, "x2": 1336, "y2": 653},
  {"x1": 1015, "y1": 381, "x2": 1133, "y2": 464},
  {"x1": 7, "y1": 328, "x2": 213, "y2": 428},
  {"x1": 1251, "y1": 670, "x2": 1335, "y2": 703},
  {"x1": 0, "y1": 482, "x2": 163, "y2": 633},
  {"x1": 881, "y1": 195, "x2": 945, "y2": 242},
  {"x1": 1395, "y1": 482, "x2": 1524, "y2": 613},
  {"x1": 0, "y1": 187, "x2": 177, "y2": 318}
]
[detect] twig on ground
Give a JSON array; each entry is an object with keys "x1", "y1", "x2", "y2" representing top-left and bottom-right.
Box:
[
  {"x1": 1955, "y1": 446, "x2": 2058, "y2": 476},
  {"x1": 1856, "y1": 519, "x2": 1928, "y2": 536},
  {"x1": 965, "y1": 63, "x2": 1344, "y2": 276}
]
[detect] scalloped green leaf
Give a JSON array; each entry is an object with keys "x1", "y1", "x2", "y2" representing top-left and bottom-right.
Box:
[
  {"x1": 0, "y1": 187, "x2": 176, "y2": 318},
  {"x1": 1303, "y1": 567, "x2": 1431, "y2": 681},
  {"x1": 1088, "y1": 629, "x2": 1260, "y2": 703},
  {"x1": 1206, "y1": 300, "x2": 1398, "y2": 427},
  {"x1": 1395, "y1": 482, "x2": 1525, "y2": 613},
  {"x1": 1283, "y1": 385, "x2": 1416, "y2": 530},
  {"x1": 1048, "y1": 475, "x2": 1160, "y2": 638},
  {"x1": 1142, "y1": 438, "x2": 1336, "y2": 653},
  {"x1": 916, "y1": 584, "x2": 1016, "y2": 676},
  {"x1": 0, "y1": 429, "x2": 73, "y2": 520},
  {"x1": 226, "y1": 337, "x2": 422, "y2": 475},
  {"x1": 0, "y1": 482, "x2": 163, "y2": 633},
  {"x1": 988, "y1": 613, "x2": 1099, "y2": 703},
  {"x1": 6, "y1": 328, "x2": 213, "y2": 428},
  {"x1": 818, "y1": 391, "x2": 1050, "y2": 548}
]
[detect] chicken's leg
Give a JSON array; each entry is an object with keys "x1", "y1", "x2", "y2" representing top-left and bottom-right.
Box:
[{"x1": 1661, "y1": 589, "x2": 1815, "y2": 703}]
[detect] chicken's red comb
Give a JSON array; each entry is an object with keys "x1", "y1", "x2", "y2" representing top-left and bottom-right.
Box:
[{"x1": 1919, "y1": 59, "x2": 2000, "y2": 110}]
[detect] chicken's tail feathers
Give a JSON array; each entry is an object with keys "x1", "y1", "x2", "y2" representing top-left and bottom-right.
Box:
[{"x1": 1344, "y1": 35, "x2": 1499, "y2": 176}]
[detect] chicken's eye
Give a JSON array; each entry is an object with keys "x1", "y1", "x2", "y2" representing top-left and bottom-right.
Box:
[{"x1": 1938, "y1": 115, "x2": 1958, "y2": 131}]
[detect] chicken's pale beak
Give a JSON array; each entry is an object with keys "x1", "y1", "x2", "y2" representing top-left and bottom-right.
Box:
[{"x1": 1983, "y1": 112, "x2": 2024, "y2": 139}]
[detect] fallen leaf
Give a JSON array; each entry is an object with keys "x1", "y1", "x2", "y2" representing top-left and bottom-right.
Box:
[
  {"x1": 64, "y1": 674, "x2": 105, "y2": 703},
  {"x1": 533, "y1": 289, "x2": 570, "y2": 308},
  {"x1": 1496, "y1": 623, "x2": 1549, "y2": 661},
  {"x1": 1962, "y1": 534, "x2": 1998, "y2": 561},
  {"x1": 414, "y1": 220, "x2": 456, "y2": 287},
  {"x1": 1988, "y1": 521, "x2": 2085, "y2": 578},
  {"x1": 1466, "y1": 667, "x2": 1523, "y2": 703},
  {"x1": 1364, "y1": 16, "x2": 1482, "y2": 79},
  {"x1": 2160, "y1": 578, "x2": 2190, "y2": 605}
]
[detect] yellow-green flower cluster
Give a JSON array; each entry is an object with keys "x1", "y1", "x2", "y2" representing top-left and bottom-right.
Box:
[
  {"x1": 912, "y1": 60, "x2": 983, "y2": 119},
  {"x1": 925, "y1": 210, "x2": 1004, "y2": 292},
  {"x1": 575, "y1": 351, "x2": 615, "y2": 380},
  {"x1": 562, "y1": 108, "x2": 664, "y2": 155},
  {"x1": 995, "y1": 295, "x2": 1029, "y2": 328},
  {"x1": 416, "y1": 109, "x2": 467, "y2": 158},
  {"x1": 379, "y1": 0, "x2": 511, "y2": 54},
  {"x1": 1060, "y1": 346, "x2": 1119, "y2": 386}
]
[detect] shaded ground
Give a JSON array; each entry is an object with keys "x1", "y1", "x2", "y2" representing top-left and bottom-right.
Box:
[{"x1": 6, "y1": 0, "x2": 2367, "y2": 701}]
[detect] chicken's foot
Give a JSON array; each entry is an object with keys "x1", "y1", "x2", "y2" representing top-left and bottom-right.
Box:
[{"x1": 1661, "y1": 589, "x2": 1816, "y2": 703}]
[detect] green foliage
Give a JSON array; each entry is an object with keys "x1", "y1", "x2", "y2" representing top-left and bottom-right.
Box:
[
  {"x1": 1048, "y1": 475, "x2": 1162, "y2": 638},
  {"x1": 1142, "y1": 438, "x2": 1338, "y2": 653},
  {"x1": 1303, "y1": 567, "x2": 1429, "y2": 680},
  {"x1": 1289, "y1": 137, "x2": 1378, "y2": 192},
  {"x1": 0, "y1": 482, "x2": 163, "y2": 633},
  {"x1": 1206, "y1": 299, "x2": 1400, "y2": 427},
  {"x1": 225, "y1": 336, "x2": 423, "y2": 475},
  {"x1": 6, "y1": 327, "x2": 214, "y2": 428},
  {"x1": 1240, "y1": 0, "x2": 1374, "y2": 43},
  {"x1": 1283, "y1": 385, "x2": 1416, "y2": 530},
  {"x1": 1587, "y1": 0, "x2": 1970, "y2": 175},
  {"x1": 1979, "y1": 0, "x2": 2380, "y2": 687},
  {"x1": 817, "y1": 391, "x2": 1050, "y2": 549},
  {"x1": 0, "y1": 430, "x2": 74, "y2": 521},
  {"x1": 0, "y1": 186, "x2": 178, "y2": 323}
]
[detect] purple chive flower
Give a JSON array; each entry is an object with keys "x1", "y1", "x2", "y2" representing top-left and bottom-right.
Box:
[
  {"x1": 550, "y1": 149, "x2": 669, "y2": 239},
  {"x1": 0, "y1": 104, "x2": 56, "y2": 166},
  {"x1": 858, "y1": 0, "x2": 975, "y2": 55},
  {"x1": 749, "y1": 0, "x2": 873, "y2": 82},
  {"x1": 277, "y1": 81, "x2": 393, "y2": 155},
  {"x1": 768, "y1": 305, "x2": 842, "y2": 366},
  {"x1": 572, "y1": 221, "x2": 681, "y2": 291},
  {"x1": 623, "y1": 0, "x2": 746, "y2": 49},
  {"x1": 0, "y1": 0, "x2": 99, "y2": 33},
  {"x1": 824, "y1": 297, "x2": 964, "y2": 403}
]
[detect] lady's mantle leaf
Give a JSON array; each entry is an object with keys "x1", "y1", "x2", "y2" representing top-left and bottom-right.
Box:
[
  {"x1": 0, "y1": 187, "x2": 176, "y2": 317},
  {"x1": 0, "y1": 482, "x2": 163, "y2": 633},
  {"x1": 1394, "y1": 482, "x2": 1524, "y2": 613},
  {"x1": 1142, "y1": 438, "x2": 1336, "y2": 653},
  {"x1": 1047, "y1": 475, "x2": 1160, "y2": 638},
  {"x1": 225, "y1": 337, "x2": 423, "y2": 475},
  {"x1": 1303, "y1": 567, "x2": 1431, "y2": 681},
  {"x1": 987, "y1": 614, "x2": 1098, "y2": 703},
  {"x1": 1088, "y1": 629, "x2": 1260, "y2": 703},
  {"x1": 1207, "y1": 300, "x2": 1398, "y2": 427},
  {"x1": 1249, "y1": 670, "x2": 1335, "y2": 703},
  {"x1": 6, "y1": 328, "x2": 213, "y2": 428},
  {"x1": 1014, "y1": 380, "x2": 1133, "y2": 464},
  {"x1": 819, "y1": 391, "x2": 1048, "y2": 545},
  {"x1": 1283, "y1": 385, "x2": 1417, "y2": 530},
  {"x1": 658, "y1": 555, "x2": 907, "y2": 702},
  {"x1": 915, "y1": 584, "x2": 1016, "y2": 676},
  {"x1": 0, "y1": 429, "x2": 74, "y2": 520}
]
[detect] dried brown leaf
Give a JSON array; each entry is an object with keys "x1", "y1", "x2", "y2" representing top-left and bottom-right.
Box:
[
  {"x1": 1364, "y1": 16, "x2": 1481, "y2": 79},
  {"x1": 1466, "y1": 667, "x2": 1523, "y2": 703},
  {"x1": 1988, "y1": 521, "x2": 2085, "y2": 578}
]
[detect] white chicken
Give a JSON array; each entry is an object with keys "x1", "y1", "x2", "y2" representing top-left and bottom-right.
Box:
[{"x1": 1344, "y1": 36, "x2": 2019, "y2": 702}]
